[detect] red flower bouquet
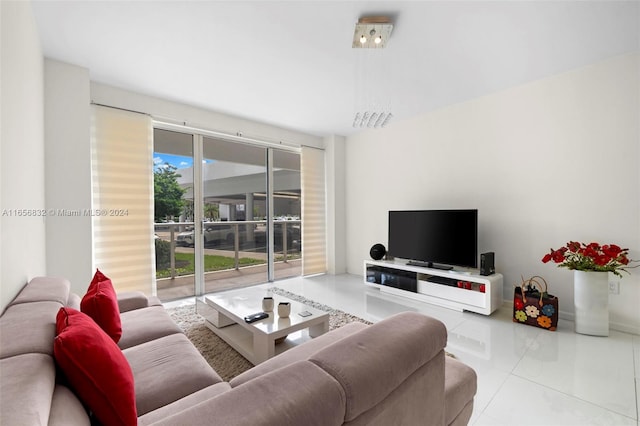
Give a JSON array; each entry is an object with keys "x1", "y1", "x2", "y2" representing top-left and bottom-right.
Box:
[{"x1": 542, "y1": 241, "x2": 635, "y2": 278}]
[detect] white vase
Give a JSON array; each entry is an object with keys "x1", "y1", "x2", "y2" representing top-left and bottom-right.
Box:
[{"x1": 573, "y1": 271, "x2": 609, "y2": 336}]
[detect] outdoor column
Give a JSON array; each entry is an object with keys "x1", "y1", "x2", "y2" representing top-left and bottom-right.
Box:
[{"x1": 245, "y1": 193, "x2": 255, "y2": 242}]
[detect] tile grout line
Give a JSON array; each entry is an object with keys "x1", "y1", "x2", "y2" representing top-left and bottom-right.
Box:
[
  {"x1": 480, "y1": 326, "x2": 544, "y2": 420},
  {"x1": 510, "y1": 371, "x2": 638, "y2": 422},
  {"x1": 462, "y1": 316, "x2": 542, "y2": 424}
]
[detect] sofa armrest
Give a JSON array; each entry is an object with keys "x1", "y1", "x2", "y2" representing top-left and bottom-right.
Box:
[
  {"x1": 147, "y1": 361, "x2": 347, "y2": 426},
  {"x1": 444, "y1": 356, "x2": 477, "y2": 426},
  {"x1": 117, "y1": 291, "x2": 151, "y2": 312}
]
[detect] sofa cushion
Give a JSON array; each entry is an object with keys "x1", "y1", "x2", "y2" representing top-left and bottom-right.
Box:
[
  {"x1": 341, "y1": 354, "x2": 446, "y2": 426},
  {"x1": 0, "y1": 301, "x2": 62, "y2": 358},
  {"x1": 146, "y1": 361, "x2": 346, "y2": 426},
  {"x1": 118, "y1": 305, "x2": 182, "y2": 350},
  {"x1": 0, "y1": 353, "x2": 56, "y2": 425},
  {"x1": 54, "y1": 307, "x2": 137, "y2": 426},
  {"x1": 309, "y1": 312, "x2": 447, "y2": 422},
  {"x1": 138, "y1": 382, "x2": 231, "y2": 426},
  {"x1": 80, "y1": 269, "x2": 122, "y2": 343},
  {"x1": 231, "y1": 321, "x2": 368, "y2": 387},
  {"x1": 8, "y1": 276, "x2": 70, "y2": 307},
  {"x1": 123, "y1": 333, "x2": 222, "y2": 416},
  {"x1": 49, "y1": 385, "x2": 91, "y2": 426}
]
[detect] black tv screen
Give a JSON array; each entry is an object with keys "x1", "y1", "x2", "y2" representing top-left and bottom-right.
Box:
[{"x1": 388, "y1": 210, "x2": 478, "y2": 269}]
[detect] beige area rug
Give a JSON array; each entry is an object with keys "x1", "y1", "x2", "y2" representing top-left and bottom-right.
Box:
[{"x1": 166, "y1": 287, "x2": 373, "y2": 381}]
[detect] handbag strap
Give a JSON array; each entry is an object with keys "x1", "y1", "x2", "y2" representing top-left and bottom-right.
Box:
[
  {"x1": 528, "y1": 275, "x2": 549, "y2": 295},
  {"x1": 517, "y1": 276, "x2": 529, "y2": 304},
  {"x1": 519, "y1": 276, "x2": 549, "y2": 307}
]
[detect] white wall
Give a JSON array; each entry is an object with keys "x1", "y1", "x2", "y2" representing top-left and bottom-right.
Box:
[
  {"x1": 345, "y1": 54, "x2": 640, "y2": 334},
  {"x1": 44, "y1": 59, "x2": 93, "y2": 296},
  {"x1": 90, "y1": 83, "x2": 323, "y2": 150},
  {"x1": 325, "y1": 135, "x2": 347, "y2": 274},
  {"x1": 0, "y1": 1, "x2": 47, "y2": 311}
]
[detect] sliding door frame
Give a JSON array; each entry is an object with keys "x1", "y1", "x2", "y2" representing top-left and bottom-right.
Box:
[
  {"x1": 266, "y1": 149, "x2": 274, "y2": 282},
  {"x1": 153, "y1": 120, "x2": 301, "y2": 296},
  {"x1": 193, "y1": 133, "x2": 205, "y2": 296}
]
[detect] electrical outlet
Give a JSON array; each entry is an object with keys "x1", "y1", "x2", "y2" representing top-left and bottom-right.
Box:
[{"x1": 608, "y1": 281, "x2": 620, "y2": 295}]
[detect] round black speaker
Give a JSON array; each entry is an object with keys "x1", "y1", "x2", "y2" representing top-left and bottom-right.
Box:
[{"x1": 369, "y1": 243, "x2": 387, "y2": 260}]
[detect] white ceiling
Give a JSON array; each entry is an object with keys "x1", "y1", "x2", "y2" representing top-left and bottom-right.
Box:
[{"x1": 31, "y1": 1, "x2": 639, "y2": 137}]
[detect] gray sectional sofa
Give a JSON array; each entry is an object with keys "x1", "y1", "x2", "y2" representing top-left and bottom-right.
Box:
[{"x1": 0, "y1": 276, "x2": 477, "y2": 425}]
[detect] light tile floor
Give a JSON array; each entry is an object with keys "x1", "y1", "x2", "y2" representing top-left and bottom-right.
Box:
[
  {"x1": 274, "y1": 274, "x2": 639, "y2": 426},
  {"x1": 167, "y1": 273, "x2": 639, "y2": 425}
]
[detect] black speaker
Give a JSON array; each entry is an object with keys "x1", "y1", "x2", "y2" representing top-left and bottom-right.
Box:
[
  {"x1": 370, "y1": 243, "x2": 387, "y2": 261},
  {"x1": 480, "y1": 252, "x2": 495, "y2": 276}
]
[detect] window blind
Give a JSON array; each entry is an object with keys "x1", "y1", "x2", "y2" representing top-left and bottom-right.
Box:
[
  {"x1": 301, "y1": 146, "x2": 327, "y2": 275},
  {"x1": 90, "y1": 105, "x2": 155, "y2": 294}
]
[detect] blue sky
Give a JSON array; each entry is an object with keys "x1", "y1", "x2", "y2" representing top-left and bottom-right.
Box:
[
  {"x1": 153, "y1": 153, "x2": 215, "y2": 170},
  {"x1": 153, "y1": 153, "x2": 192, "y2": 169}
]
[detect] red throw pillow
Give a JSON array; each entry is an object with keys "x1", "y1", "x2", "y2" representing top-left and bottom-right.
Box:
[
  {"x1": 54, "y1": 307, "x2": 137, "y2": 426},
  {"x1": 81, "y1": 269, "x2": 122, "y2": 343}
]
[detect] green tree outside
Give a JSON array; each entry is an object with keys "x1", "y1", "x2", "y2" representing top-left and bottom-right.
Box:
[{"x1": 154, "y1": 164, "x2": 186, "y2": 221}]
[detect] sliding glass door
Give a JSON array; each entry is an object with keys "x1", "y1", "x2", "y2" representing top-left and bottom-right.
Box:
[
  {"x1": 153, "y1": 127, "x2": 302, "y2": 301},
  {"x1": 272, "y1": 150, "x2": 302, "y2": 280},
  {"x1": 153, "y1": 129, "x2": 196, "y2": 300},
  {"x1": 201, "y1": 136, "x2": 268, "y2": 293}
]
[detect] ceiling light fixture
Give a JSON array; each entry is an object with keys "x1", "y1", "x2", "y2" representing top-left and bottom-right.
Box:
[
  {"x1": 371, "y1": 29, "x2": 382, "y2": 44},
  {"x1": 352, "y1": 16, "x2": 394, "y2": 129},
  {"x1": 352, "y1": 17, "x2": 393, "y2": 49}
]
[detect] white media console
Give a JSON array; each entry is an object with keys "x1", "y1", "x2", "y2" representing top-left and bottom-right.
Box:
[{"x1": 364, "y1": 259, "x2": 503, "y2": 315}]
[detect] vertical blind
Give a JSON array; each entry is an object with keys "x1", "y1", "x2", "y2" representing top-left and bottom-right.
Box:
[
  {"x1": 301, "y1": 146, "x2": 327, "y2": 275},
  {"x1": 90, "y1": 105, "x2": 155, "y2": 294}
]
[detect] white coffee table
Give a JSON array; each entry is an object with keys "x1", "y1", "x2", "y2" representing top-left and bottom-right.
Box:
[{"x1": 196, "y1": 287, "x2": 330, "y2": 365}]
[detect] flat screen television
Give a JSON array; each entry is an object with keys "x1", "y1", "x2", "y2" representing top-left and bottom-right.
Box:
[{"x1": 388, "y1": 209, "x2": 478, "y2": 270}]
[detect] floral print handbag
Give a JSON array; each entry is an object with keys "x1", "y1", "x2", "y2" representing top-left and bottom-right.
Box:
[{"x1": 513, "y1": 276, "x2": 558, "y2": 331}]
